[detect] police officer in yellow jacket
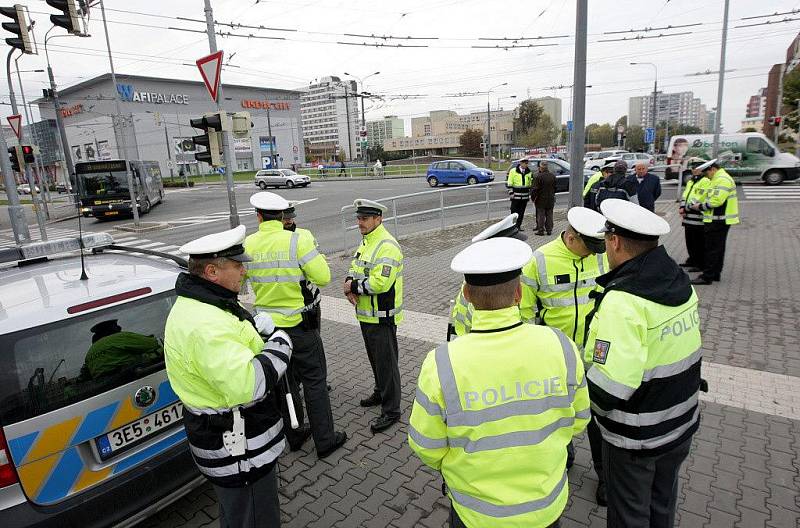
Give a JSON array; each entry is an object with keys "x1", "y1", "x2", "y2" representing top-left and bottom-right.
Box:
[
  {"x1": 506, "y1": 158, "x2": 533, "y2": 230},
  {"x1": 586, "y1": 199, "x2": 702, "y2": 527},
  {"x1": 582, "y1": 162, "x2": 614, "y2": 204},
  {"x1": 345, "y1": 199, "x2": 404, "y2": 433},
  {"x1": 410, "y1": 237, "x2": 590, "y2": 528},
  {"x1": 281, "y1": 201, "x2": 323, "y2": 328},
  {"x1": 245, "y1": 192, "x2": 346, "y2": 458},
  {"x1": 688, "y1": 159, "x2": 740, "y2": 285},
  {"x1": 164, "y1": 225, "x2": 293, "y2": 528},
  {"x1": 519, "y1": 206, "x2": 608, "y2": 492},
  {"x1": 449, "y1": 212, "x2": 527, "y2": 339},
  {"x1": 679, "y1": 161, "x2": 711, "y2": 271}
]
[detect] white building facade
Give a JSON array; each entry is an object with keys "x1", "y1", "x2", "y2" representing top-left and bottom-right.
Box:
[{"x1": 300, "y1": 76, "x2": 360, "y2": 161}]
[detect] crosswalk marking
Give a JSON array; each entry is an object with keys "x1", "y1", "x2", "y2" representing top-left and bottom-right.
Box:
[{"x1": 741, "y1": 185, "x2": 800, "y2": 201}]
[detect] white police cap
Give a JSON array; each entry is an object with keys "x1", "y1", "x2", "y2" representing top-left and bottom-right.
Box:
[
  {"x1": 599, "y1": 199, "x2": 670, "y2": 240},
  {"x1": 472, "y1": 213, "x2": 527, "y2": 242},
  {"x1": 179, "y1": 224, "x2": 251, "y2": 262},
  {"x1": 568, "y1": 207, "x2": 606, "y2": 239},
  {"x1": 250, "y1": 191, "x2": 290, "y2": 211},
  {"x1": 451, "y1": 238, "x2": 533, "y2": 286},
  {"x1": 695, "y1": 158, "x2": 718, "y2": 172},
  {"x1": 353, "y1": 198, "x2": 387, "y2": 216}
]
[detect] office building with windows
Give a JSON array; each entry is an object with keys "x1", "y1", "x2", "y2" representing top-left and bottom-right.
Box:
[{"x1": 300, "y1": 76, "x2": 361, "y2": 161}]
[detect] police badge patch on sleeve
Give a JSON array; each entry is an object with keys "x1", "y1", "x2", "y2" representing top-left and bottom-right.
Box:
[
  {"x1": 381, "y1": 265, "x2": 392, "y2": 277},
  {"x1": 593, "y1": 340, "x2": 611, "y2": 364}
]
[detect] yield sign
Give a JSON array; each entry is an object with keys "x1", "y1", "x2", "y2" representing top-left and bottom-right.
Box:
[
  {"x1": 196, "y1": 50, "x2": 224, "y2": 102},
  {"x1": 7, "y1": 114, "x2": 21, "y2": 139}
]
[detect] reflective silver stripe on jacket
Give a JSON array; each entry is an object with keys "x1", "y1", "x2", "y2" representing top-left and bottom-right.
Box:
[
  {"x1": 408, "y1": 425, "x2": 448, "y2": 450},
  {"x1": 591, "y1": 391, "x2": 699, "y2": 427},
  {"x1": 190, "y1": 420, "x2": 283, "y2": 460},
  {"x1": 374, "y1": 256, "x2": 401, "y2": 267},
  {"x1": 249, "y1": 275, "x2": 306, "y2": 283},
  {"x1": 298, "y1": 248, "x2": 321, "y2": 266},
  {"x1": 596, "y1": 253, "x2": 605, "y2": 275},
  {"x1": 596, "y1": 406, "x2": 700, "y2": 450},
  {"x1": 540, "y1": 295, "x2": 591, "y2": 308},
  {"x1": 642, "y1": 347, "x2": 702, "y2": 381},
  {"x1": 586, "y1": 367, "x2": 637, "y2": 400},
  {"x1": 532, "y1": 250, "x2": 548, "y2": 287},
  {"x1": 449, "y1": 470, "x2": 567, "y2": 518},
  {"x1": 539, "y1": 279, "x2": 597, "y2": 294},
  {"x1": 194, "y1": 438, "x2": 286, "y2": 477},
  {"x1": 433, "y1": 332, "x2": 579, "y2": 428},
  {"x1": 414, "y1": 386, "x2": 445, "y2": 419},
  {"x1": 355, "y1": 304, "x2": 404, "y2": 318},
  {"x1": 246, "y1": 259, "x2": 299, "y2": 270},
  {"x1": 255, "y1": 305, "x2": 306, "y2": 316},
  {"x1": 710, "y1": 214, "x2": 738, "y2": 221},
  {"x1": 449, "y1": 416, "x2": 575, "y2": 453}
]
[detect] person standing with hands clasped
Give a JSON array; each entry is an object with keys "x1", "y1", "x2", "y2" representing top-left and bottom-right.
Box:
[
  {"x1": 506, "y1": 158, "x2": 533, "y2": 230},
  {"x1": 410, "y1": 237, "x2": 590, "y2": 528},
  {"x1": 164, "y1": 226, "x2": 292, "y2": 528},
  {"x1": 345, "y1": 199, "x2": 404, "y2": 433},
  {"x1": 532, "y1": 161, "x2": 557, "y2": 236}
]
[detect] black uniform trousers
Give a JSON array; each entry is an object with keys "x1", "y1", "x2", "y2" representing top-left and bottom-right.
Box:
[
  {"x1": 360, "y1": 321, "x2": 401, "y2": 418},
  {"x1": 700, "y1": 222, "x2": 730, "y2": 281},
  {"x1": 682, "y1": 224, "x2": 705, "y2": 268},
  {"x1": 587, "y1": 414, "x2": 604, "y2": 481},
  {"x1": 280, "y1": 325, "x2": 336, "y2": 452},
  {"x1": 213, "y1": 465, "x2": 280, "y2": 528},
  {"x1": 450, "y1": 506, "x2": 560, "y2": 527},
  {"x1": 510, "y1": 199, "x2": 528, "y2": 228},
  {"x1": 602, "y1": 435, "x2": 692, "y2": 528}
]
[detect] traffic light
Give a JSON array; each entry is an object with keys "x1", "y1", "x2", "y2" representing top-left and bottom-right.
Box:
[
  {"x1": 231, "y1": 111, "x2": 253, "y2": 139},
  {"x1": 7, "y1": 145, "x2": 22, "y2": 172},
  {"x1": 46, "y1": 0, "x2": 83, "y2": 35},
  {"x1": 21, "y1": 144, "x2": 34, "y2": 164},
  {"x1": 0, "y1": 4, "x2": 32, "y2": 54},
  {"x1": 190, "y1": 112, "x2": 224, "y2": 166}
]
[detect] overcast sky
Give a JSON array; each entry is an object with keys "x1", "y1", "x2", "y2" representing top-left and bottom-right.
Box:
[{"x1": 12, "y1": 0, "x2": 800, "y2": 136}]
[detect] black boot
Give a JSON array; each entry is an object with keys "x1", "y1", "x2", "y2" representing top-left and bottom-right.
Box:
[
  {"x1": 359, "y1": 392, "x2": 381, "y2": 407},
  {"x1": 370, "y1": 414, "x2": 400, "y2": 433}
]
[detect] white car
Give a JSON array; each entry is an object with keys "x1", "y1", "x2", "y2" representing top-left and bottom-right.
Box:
[
  {"x1": 586, "y1": 150, "x2": 629, "y2": 171},
  {"x1": 16, "y1": 184, "x2": 40, "y2": 195},
  {"x1": 605, "y1": 152, "x2": 655, "y2": 170},
  {"x1": 254, "y1": 169, "x2": 311, "y2": 189}
]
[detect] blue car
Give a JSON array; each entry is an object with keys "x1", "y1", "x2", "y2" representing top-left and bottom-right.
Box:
[{"x1": 426, "y1": 160, "x2": 494, "y2": 187}]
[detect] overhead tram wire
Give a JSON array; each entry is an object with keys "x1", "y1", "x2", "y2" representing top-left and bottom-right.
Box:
[
  {"x1": 740, "y1": 9, "x2": 800, "y2": 20},
  {"x1": 602, "y1": 23, "x2": 703, "y2": 35},
  {"x1": 736, "y1": 17, "x2": 800, "y2": 29}
]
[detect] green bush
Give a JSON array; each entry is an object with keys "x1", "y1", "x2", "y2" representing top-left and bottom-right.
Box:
[{"x1": 164, "y1": 180, "x2": 194, "y2": 188}]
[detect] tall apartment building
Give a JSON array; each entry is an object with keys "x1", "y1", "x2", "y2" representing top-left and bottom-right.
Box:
[
  {"x1": 366, "y1": 115, "x2": 405, "y2": 148},
  {"x1": 532, "y1": 96, "x2": 563, "y2": 126},
  {"x1": 628, "y1": 91, "x2": 711, "y2": 131},
  {"x1": 746, "y1": 87, "x2": 768, "y2": 118},
  {"x1": 300, "y1": 76, "x2": 360, "y2": 161}
]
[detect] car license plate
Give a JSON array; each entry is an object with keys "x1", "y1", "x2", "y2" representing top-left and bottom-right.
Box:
[
  {"x1": 105, "y1": 211, "x2": 119, "y2": 216},
  {"x1": 95, "y1": 402, "x2": 183, "y2": 460}
]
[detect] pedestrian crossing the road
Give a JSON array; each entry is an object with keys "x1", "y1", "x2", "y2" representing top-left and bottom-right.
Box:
[{"x1": 741, "y1": 184, "x2": 800, "y2": 202}]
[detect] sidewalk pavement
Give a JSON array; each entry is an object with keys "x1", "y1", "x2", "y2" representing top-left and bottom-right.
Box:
[{"x1": 143, "y1": 200, "x2": 800, "y2": 528}]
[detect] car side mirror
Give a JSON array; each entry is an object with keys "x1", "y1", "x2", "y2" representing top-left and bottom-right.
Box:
[{"x1": 766, "y1": 147, "x2": 775, "y2": 157}]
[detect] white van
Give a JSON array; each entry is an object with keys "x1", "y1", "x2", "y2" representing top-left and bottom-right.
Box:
[{"x1": 666, "y1": 133, "x2": 800, "y2": 185}]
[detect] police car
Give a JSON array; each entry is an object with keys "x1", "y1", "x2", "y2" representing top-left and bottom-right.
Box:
[{"x1": 0, "y1": 234, "x2": 201, "y2": 527}]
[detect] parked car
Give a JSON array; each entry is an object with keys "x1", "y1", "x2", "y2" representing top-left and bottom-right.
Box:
[
  {"x1": 583, "y1": 151, "x2": 600, "y2": 162},
  {"x1": 55, "y1": 182, "x2": 72, "y2": 193},
  {"x1": 426, "y1": 160, "x2": 494, "y2": 187},
  {"x1": 605, "y1": 152, "x2": 655, "y2": 169},
  {"x1": 16, "y1": 184, "x2": 39, "y2": 195},
  {"x1": 508, "y1": 158, "x2": 593, "y2": 193},
  {"x1": 254, "y1": 169, "x2": 311, "y2": 189},
  {"x1": 0, "y1": 233, "x2": 202, "y2": 528},
  {"x1": 586, "y1": 149, "x2": 629, "y2": 171}
]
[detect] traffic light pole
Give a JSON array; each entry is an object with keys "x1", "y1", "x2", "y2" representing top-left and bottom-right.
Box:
[
  {"x1": 99, "y1": 0, "x2": 140, "y2": 228},
  {"x1": 0, "y1": 121, "x2": 29, "y2": 243},
  {"x1": 204, "y1": 0, "x2": 239, "y2": 228},
  {"x1": 6, "y1": 49, "x2": 47, "y2": 240},
  {"x1": 568, "y1": 0, "x2": 588, "y2": 208}
]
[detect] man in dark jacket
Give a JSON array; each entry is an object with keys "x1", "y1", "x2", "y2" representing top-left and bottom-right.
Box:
[
  {"x1": 532, "y1": 161, "x2": 557, "y2": 236},
  {"x1": 587, "y1": 160, "x2": 639, "y2": 211},
  {"x1": 634, "y1": 161, "x2": 662, "y2": 212}
]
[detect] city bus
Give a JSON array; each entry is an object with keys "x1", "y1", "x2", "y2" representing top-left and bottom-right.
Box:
[{"x1": 75, "y1": 160, "x2": 165, "y2": 219}]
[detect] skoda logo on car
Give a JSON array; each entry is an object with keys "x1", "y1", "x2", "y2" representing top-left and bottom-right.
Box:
[{"x1": 134, "y1": 385, "x2": 157, "y2": 408}]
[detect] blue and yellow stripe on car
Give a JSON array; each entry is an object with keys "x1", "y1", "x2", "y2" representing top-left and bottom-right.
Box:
[{"x1": 5, "y1": 380, "x2": 183, "y2": 505}]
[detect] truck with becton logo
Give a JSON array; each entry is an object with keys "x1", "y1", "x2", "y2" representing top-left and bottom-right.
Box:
[{"x1": 665, "y1": 133, "x2": 800, "y2": 185}]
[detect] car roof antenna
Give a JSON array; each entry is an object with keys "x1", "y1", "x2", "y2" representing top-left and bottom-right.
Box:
[{"x1": 74, "y1": 179, "x2": 89, "y2": 281}]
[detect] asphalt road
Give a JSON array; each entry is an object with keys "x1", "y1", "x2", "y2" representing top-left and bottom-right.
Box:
[{"x1": 7, "y1": 176, "x2": 683, "y2": 255}]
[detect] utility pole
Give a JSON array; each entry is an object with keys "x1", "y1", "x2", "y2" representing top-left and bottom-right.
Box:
[
  {"x1": 712, "y1": 0, "x2": 730, "y2": 158},
  {"x1": 568, "y1": 0, "x2": 588, "y2": 208},
  {"x1": 203, "y1": 0, "x2": 239, "y2": 228},
  {"x1": 45, "y1": 63, "x2": 75, "y2": 194},
  {"x1": 99, "y1": 1, "x2": 140, "y2": 227},
  {"x1": 266, "y1": 103, "x2": 275, "y2": 167},
  {"x1": 651, "y1": 79, "x2": 658, "y2": 154},
  {"x1": 15, "y1": 61, "x2": 50, "y2": 219},
  {"x1": 164, "y1": 124, "x2": 174, "y2": 180},
  {"x1": 486, "y1": 99, "x2": 492, "y2": 169},
  {"x1": 7, "y1": 50, "x2": 47, "y2": 239},
  {"x1": 343, "y1": 83, "x2": 353, "y2": 161}
]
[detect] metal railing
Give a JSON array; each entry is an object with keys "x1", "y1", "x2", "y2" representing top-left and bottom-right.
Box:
[
  {"x1": 298, "y1": 164, "x2": 427, "y2": 180},
  {"x1": 340, "y1": 181, "x2": 509, "y2": 252}
]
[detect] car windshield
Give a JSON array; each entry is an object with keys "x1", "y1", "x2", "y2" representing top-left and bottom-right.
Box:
[
  {"x1": 0, "y1": 292, "x2": 176, "y2": 423},
  {"x1": 458, "y1": 161, "x2": 478, "y2": 169}
]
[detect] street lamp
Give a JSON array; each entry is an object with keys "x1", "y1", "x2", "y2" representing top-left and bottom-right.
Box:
[
  {"x1": 344, "y1": 71, "x2": 380, "y2": 163},
  {"x1": 486, "y1": 82, "x2": 508, "y2": 168},
  {"x1": 630, "y1": 62, "x2": 658, "y2": 153}
]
